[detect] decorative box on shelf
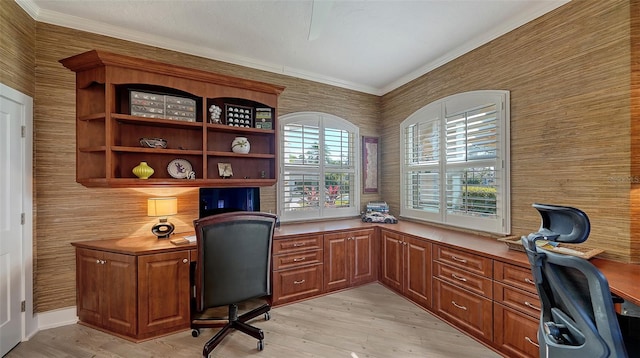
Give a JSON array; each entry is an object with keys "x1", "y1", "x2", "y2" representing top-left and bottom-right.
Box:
[
  {"x1": 130, "y1": 90, "x2": 196, "y2": 122},
  {"x1": 498, "y1": 236, "x2": 604, "y2": 259},
  {"x1": 255, "y1": 107, "x2": 273, "y2": 129},
  {"x1": 224, "y1": 104, "x2": 253, "y2": 128}
]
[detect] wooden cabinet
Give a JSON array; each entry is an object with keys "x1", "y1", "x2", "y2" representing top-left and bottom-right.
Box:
[
  {"x1": 272, "y1": 234, "x2": 324, "y2": 305},
  {"x1": 433, "y1": 245, "x2": 493, "y2": 343},
  {"x1": 323, "y1": 229, "x2": 376, "y2": 292},
  {"x1": 60, "y1": 50, "x2": 284, "y2": 188},
  {"x1": 379, "y1": 230, "x2": 431, "y2": 308},
  {"x1": 74, "y1": 245, "x2": 191, "y2": 341},
  {"x1": 76, "y1": 248, "x2": 137, "y2": 336},
  {"x1": 493, "y1": 261, "x2": 540, "y2": 357},
  {"x1": 137, "y1": 251, "x2": 191, "y2": 337}
]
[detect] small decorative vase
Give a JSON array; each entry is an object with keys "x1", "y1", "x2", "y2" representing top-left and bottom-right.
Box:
[
  {"x1": 132, "y1": 161, "x2": 154, "y2": 179},
  {"x1": 231, "y1": 136, "x2": 250, "y2": 154}
]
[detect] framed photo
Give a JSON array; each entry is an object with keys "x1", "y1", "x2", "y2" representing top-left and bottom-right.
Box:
[
  {"x1": 362, "y1": 136, "x2": 379, "y2": 193},
  {"x1": 218, "y1": 163, "x2": 233, "y2": 178},
  {"x1": 255, "y1": 107, "x2": 273, "y2": 129}
]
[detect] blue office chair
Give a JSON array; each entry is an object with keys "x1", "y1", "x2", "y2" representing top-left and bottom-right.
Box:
[
  {"x1": 521, "y1": 203, "x2": 630, "y2": 358},
  {"x1": 191, "y1": 211, "x2": 277, "y2": 357}
]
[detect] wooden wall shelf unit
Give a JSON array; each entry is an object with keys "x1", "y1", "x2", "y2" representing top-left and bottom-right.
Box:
[{"x1": 60, "y1": 50, "x2": 285, "y2": 188}]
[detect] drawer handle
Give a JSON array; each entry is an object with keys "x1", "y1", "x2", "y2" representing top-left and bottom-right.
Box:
[
  {"x1": 293, "y1": 243, "x2": 306, "y2": 247},
  {"x1": 525, "y1": 278, "x2": 535, "y2": 285},
  {"x1": 451, "y1": 300, "x2": 467, "y2": 310},
  {"x1": 293, "y1": 257, "x2": 306, "y2": 262},
  {"x1": 451, "y1": 273, "x2": 467, "y2": 282},
  {"x1": 524, "y1": 301, "x2": 541, "y2": 311},
  {"x1": 293, "y1": 279, "x2": 306, "y2": 285},
  {"x1": 525, "y1": 336, "x2": 539, "y2": 348},
  {"x1": 451, "y1": 256, "x2": 467, "y2": 264}
]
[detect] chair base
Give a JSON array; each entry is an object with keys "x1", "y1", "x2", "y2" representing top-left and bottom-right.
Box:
[{"x1": 192, "y1": 303, "x2": 271, "y2": 357}]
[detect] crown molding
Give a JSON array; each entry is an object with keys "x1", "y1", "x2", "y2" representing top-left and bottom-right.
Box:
[{"x1": 380, "y1": 1, "x2": 570, "y2": 95}]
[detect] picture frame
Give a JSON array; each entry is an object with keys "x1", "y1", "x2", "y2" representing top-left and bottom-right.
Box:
[
  {"x1": 362, "y1": 136, "x2": 379, "y2": 193},
  {"x1": 218, "y1": 162, "x2": 233, "y2": 178}
]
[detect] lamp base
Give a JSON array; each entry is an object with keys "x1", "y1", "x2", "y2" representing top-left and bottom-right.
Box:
[{"x1": 152, "y1": 219, "x2": 175, "y2": 239}]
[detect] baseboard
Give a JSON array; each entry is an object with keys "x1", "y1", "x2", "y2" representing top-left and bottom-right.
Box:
[{"x1": 37, "y1": 306, "x2": 78, "y2": 331}]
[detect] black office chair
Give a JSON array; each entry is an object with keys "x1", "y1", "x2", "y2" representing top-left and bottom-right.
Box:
[
  {"x1": 521, "y1": 203, "x2": 631, "y2": 358},
  {"x1": 191, "y1": 211, "x2": 277, "y2": 357}
]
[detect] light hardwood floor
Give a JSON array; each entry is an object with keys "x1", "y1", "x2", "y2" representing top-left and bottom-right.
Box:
[{"x1": 5, "y1": 284, "x2": 501, "y2": 358}]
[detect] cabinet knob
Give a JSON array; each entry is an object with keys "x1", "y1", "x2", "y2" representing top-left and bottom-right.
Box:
[
  {"x1": 451, "y1": 273, "x2": 467, "y2": 282},
  {"x1": 524, "y1": 301, "x2": 541, "y2": 311},
  {"x1": 525, "y1": 336, "x2": 539, "y2": 348},
  {"x1": 451, "y1": 255, "x2": 467, "y2": 264},
  {"x1": 451, "y1": 300, "x2": 467, "y2": 311},
  {"x1": 96, "y1": 259, "x2": 100, "y2": 264},
  {"x1": 524, "y1": 278, "x2": 535, "y2": 285},
  {"x1": 182, "y1": 258, "x2": 188, "y2": 264}
]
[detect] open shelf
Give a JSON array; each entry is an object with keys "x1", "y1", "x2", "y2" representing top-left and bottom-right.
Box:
[{"x1": 61, "y1": 50, "x2": 284, "y2": 188}]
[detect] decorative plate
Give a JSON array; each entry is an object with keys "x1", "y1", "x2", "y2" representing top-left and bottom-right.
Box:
[{"x1": 167, "y1": 158, "x2": 192, "y2": 179}]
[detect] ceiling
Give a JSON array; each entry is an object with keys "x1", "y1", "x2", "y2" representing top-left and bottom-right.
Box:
[{"x1": 17, "y1": 0, "x2": 569, "y2": 95}]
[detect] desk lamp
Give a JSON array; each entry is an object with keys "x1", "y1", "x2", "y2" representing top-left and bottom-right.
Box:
[{"x1": 147, "y1": 197, "x2": 178, "y2": 239}]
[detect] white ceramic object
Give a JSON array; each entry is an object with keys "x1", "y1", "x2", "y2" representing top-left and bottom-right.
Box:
[{"x1": 231, "y1": 136, "x2": 250, "y2": 154}]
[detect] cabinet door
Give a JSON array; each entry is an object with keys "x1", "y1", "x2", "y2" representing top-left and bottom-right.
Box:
[
  {"x1": 404, "y1": 236, "x2": 431, "y2": 308},
  {"x1": 494, "y1": 304, "x2": 540, "y2": 358},
  {"x1": 101, "y1": 251, "x2": 137, "y2": 336},
  {"x1": 138, "y1": 251, "x2": 191, "y2": 337},
  {"x1": 350, "y1": 229, "x2": 375, "y2": 286},
  {"x1": 323, "y1": 233, "x2": 349, "y2": 292},
  {"x1": 273, "y1": 264, "x2": 323, "y2": 305},
  {"x1": 434, "y1": 279, "x2": 493, "y2": 342},
  {"x1": 380, "y1": 230, "x2": 403, "y2": 293},
  {"x1": 76, "y1": 248, "x2": 104, "y2": 326}
]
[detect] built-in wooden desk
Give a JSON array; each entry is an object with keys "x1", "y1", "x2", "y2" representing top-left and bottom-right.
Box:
[{"x1": 72, "y1": 218, "x2": 640, "y2": 354}]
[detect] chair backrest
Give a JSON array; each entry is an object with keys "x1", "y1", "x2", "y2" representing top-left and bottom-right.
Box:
[
  {"x1": 193, "y1": 211, "x2": 277, "y2": 312},
  {"x1": 522, "y1": 203, "x2": 628, "y2": 358}
]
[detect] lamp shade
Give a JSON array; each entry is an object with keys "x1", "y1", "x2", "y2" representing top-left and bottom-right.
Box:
[{"x1": 147, "y1": 197, "x2": 178, "y2": 217}]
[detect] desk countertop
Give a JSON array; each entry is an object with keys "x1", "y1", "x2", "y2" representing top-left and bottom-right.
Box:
[{"x1": 72, "y1": 218, "x2": 640, "y2": 306}]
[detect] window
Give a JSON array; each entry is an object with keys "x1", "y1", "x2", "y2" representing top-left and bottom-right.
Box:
[
  {"x1": 279, "y1": 112, "x2": 360, "y2": 222},
  {"x1": 400, "y1": 91, "x2": 510, "y2": 234}
]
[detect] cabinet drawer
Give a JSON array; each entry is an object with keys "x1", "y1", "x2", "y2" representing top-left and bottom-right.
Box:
[
  {"x1": 494, "y1": 304, "x2": 540, "y2": 358},
  {"x1": 434, "y1": 262, "x2": 492, "y2": 298},
  {"x1": 433, "y1": 279, "x2": 493, "y2": 341},
  {"x1": 494, "y1": 282, "x2": 541, "y2": 319},
  {"x1": 433, "y1": 245, "x2": 492, "y2": 277},
  {"x1": 273, "y1": 250, "x2": 323, "y2": 271},
  {"x1": 494, "y1": 261, "x2": 537, "y2": 294},
  {"x1": 273, "y1": 235, "x2": 323, "y2": 255},
  {"x1": 272, "y1": 264, "x2": 323, "y2": 305}
]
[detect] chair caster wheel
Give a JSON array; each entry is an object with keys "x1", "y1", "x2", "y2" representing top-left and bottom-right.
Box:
[
  {"x1": 257, "y1": 340, "x2": 264, "y2": 351},
  {"x1": 264, "y1": 312, "x2": 271, "y2": 321},
  {"x1": 191, "y1": 329, "x2": 200, "y2": 337}
]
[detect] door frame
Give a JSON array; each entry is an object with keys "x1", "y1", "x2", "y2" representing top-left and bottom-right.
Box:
[{"x1": 0, "y1": 83, "x2": 35, "y2": 340}]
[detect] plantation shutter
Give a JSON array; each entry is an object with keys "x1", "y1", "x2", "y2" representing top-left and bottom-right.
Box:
[
  {"x1": 280, "y1": 113, "x2": 360, "y2": 221},
  {"x1": 400, "y1": 91, "x2": 510, "y2": 234}
]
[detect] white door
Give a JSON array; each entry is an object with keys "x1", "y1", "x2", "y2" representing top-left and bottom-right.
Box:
[{"x1": 0, "y1": 85, "x2": 26, "y2": 356}]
